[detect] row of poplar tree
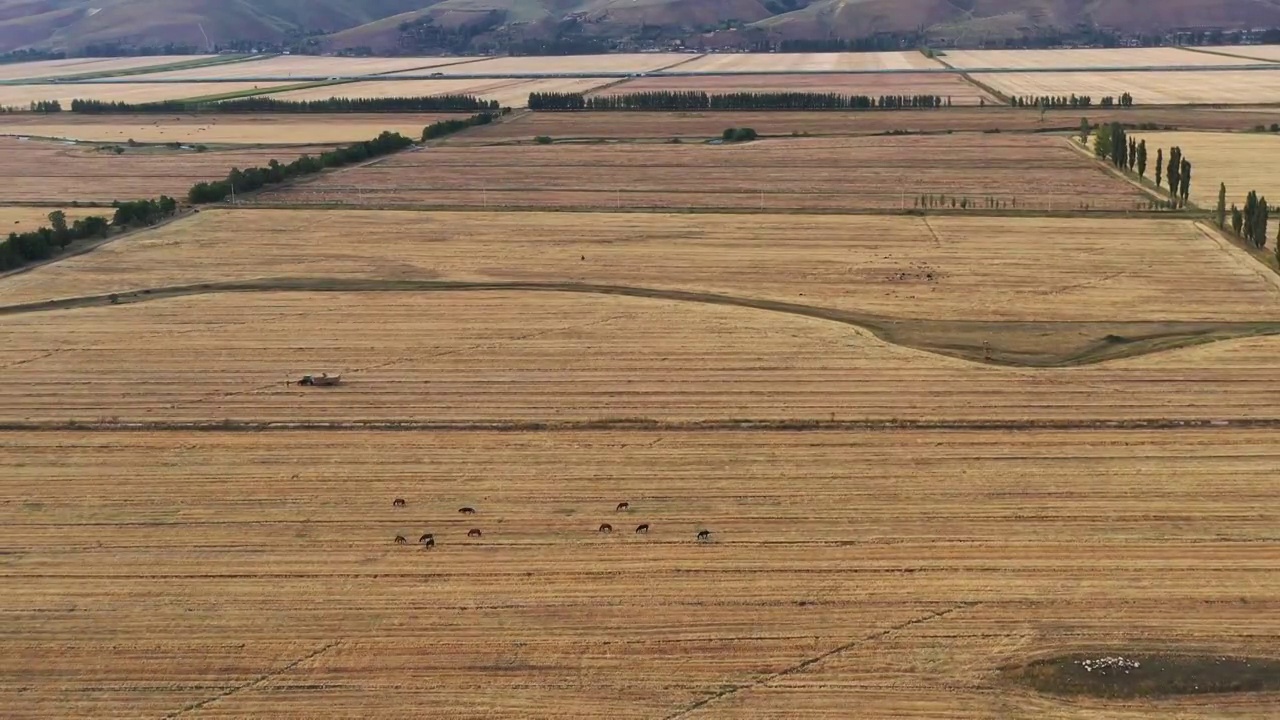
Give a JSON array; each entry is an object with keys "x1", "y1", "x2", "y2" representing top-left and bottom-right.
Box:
[
  {"x1": 1219, "y1": 184, "x2": 1277, "y2": 259},
  {"x1": 1085, "y1": 121, "x2": 1193, "y2": 207}
]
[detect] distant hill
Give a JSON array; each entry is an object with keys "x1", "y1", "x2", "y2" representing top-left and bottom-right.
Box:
[{"x1": 4, "y1": 0, "x2": 1280, "y2": 54}]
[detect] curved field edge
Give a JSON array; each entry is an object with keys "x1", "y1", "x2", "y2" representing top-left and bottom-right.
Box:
[{"x1": 3, "y1": 277, "x2": 1279, "y2": 368}]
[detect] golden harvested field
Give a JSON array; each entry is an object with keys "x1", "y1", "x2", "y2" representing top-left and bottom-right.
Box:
[
  {"x1": 2, "y1": 429, "x2": 1278, "y2": 719},
  {"x1": 4, "y1": 210, "x2": 1274, "y2": 324},
  {"x1": 436, "y1": 53, "x2": 693, "y2": 75},
  {"x1": 677, "y1": 51, "x2": 942, "y2": 72},
  {"x1": 1131, "y1": 131, "x2": 1280, "y2": 207},
  {"x1": 0, "y1": 112, "x2": 448, "y2": 145},
  {"x1": 451, "y1": 108, "x2": 1279, "y2": 144},
  {"x1": 4, "y1": 288, "x2": 1280, "y2": 423},
  {"x1": 941, "y1": 47, "x2": 1255, "y2": 69},
  {"x1": 597, "y1": 72, "x2": 993, "y2": 104},
  {"x1": 0, "y1": 205, "x2": 95, "y2": 233},
  {"x1": 130, "y1": 55, "x2": 474, "y2": 80},
  {"x1": 0, "y1": 139, "x2": 335, "y2": 203},
  {"x1": 970, "y1": 69, "x2": 1280, "y2": 104},
  {"x1": 0, "y1": 54, "x2": 215, "y2": 81},
  {"x1": 266, "y1": 135, "x2": 1150, "y2": 212},
  {"x1": 1192, "y1": 45, "x2": 1280, "y2": 63},
  {"x1": 268, "y1": 77, "x2": 615, "y2": 108},
  {"x1": 0, "y1": 81, "x2": 293, "y2": 109}
]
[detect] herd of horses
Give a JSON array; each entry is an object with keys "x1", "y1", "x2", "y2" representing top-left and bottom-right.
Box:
[{"x1": 389, "y1": 498, "x2": 712, "y2": 547}]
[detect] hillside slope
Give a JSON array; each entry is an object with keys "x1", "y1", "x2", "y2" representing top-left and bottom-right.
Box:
[{"x1": 4, "y1": 0, "x2": 1280, "y2": 53}]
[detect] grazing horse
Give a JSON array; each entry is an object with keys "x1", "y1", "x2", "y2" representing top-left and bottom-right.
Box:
[
  {"x1": 393, "y1": 498, "x2": 406, "y2": 508},
  {"x1": 419, "y1": 533, "x2": 434, "y2": 543},
  {"x1": 635, "y1": 524, "x2": 650, "y2": 534},
  {"x1": 467, "y1": 528, "x2": 483, "y2": 538},
  {"x1": 598, "y1": 523, "x2": 613, "y2": 534},
  {"x1": 696, "y1": 530, "x2": 711, "y2": 541},
  {"x1": 616, "y1": 502, "x2": 630, "y2": 512},
  {"x1": 421, "y1": 537, "x2": 435, "y2": 549},
  {"x1": 458, "y1": 507, "x2": 476, "y2": 515},
  {"x1": 394, "y1": 535, "x2": 407, "y2": 545}
]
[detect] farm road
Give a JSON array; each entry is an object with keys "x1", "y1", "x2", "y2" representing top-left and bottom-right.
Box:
[{"x1": 3, "y1": 276, "x2": 1279, "y2": 368}]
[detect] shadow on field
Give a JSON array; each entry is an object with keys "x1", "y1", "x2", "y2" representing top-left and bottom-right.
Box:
[
  {"x1": 3, "y1": 277, "x2": 1280, "y2": 368},
  {"x1": 1004, "y1": 653, "x2": 1280, "y2": 699}
]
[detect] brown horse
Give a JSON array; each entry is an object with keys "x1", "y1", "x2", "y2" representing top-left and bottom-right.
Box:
[
  {"x1": 458, "y1": 507, "x2": 477, "y2": 515},
  {"x1": 393, "y1": 498, "x2": 406, "y2": 508},
  {"x1": 616, "y1": 502, "x2": 630, "y2": 512},
  {"x1": 394, "y1": 535, "x2": 407, "y2": 545},
  {"x1": 696, "y1": 530, "x2": 711, "y2": 541},
  {"x1": 421, "y1": 537, "x2": 435, "y2": 548},
  {"x1": 598, "y1": 523, "x2": 613, "y2": 534},
  {"x1": 635, "y1": 524, "x2": 650, "y2": 534},
  {"x1": 467, "y1": 528, "x2": 483, "y2": 538},
  {"x1": 419, "y1": 533, "x2": 434, "y2": 544}
]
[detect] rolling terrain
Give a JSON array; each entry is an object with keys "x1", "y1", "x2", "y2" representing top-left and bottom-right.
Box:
[{"x1": 5, "y1": 0, "x2": 1280, "y2": 53}]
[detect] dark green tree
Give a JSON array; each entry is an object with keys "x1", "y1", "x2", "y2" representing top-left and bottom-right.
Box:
[
  {"x1": 1179, "y1": 159, "x2": 1191, "y2": 206},
  {"x1": 1093, "y1": 123, "x2": 1112, "y2": 160},
  {"x1": 1244, "y1": 191, "x2": 1258, "y2": 242},
  {"x1": 1257, "y1": 196, "x2": 1270, "y2": 248},
  {"x1": 1217, "y1": 182, "x2": 1227, "y2": 228},
  {"x1": 1155, "y1": 147, "x2": 1163, "y2": 187},
  {"x1": 46, "y1": 210, "x2": 69, "y2": 247},
  {"x1": 1136, "y1": 140, "x2": 1147, "y2": 178},
  {"x1": 1166, "y1": 147, "x2": 1181, "y2": 205},
  {"x1": 1232, "y1": 203, "x2": 1243, "y2": 235},
  {"x1": 1079, "y1": 118, "x2": 1091, "y2": 145}
]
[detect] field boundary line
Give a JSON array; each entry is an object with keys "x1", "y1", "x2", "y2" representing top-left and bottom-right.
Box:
[
  {"x1": 163, "y1": 640, "x2": 340, "y2": 718},
  {"x1": 661, "y1": 602, "x2": 978, "y2": 719},
  {"x1": 1179, "y1": 46, "x2": 1280, "y2": 65},
  {"x1": 1061, "y1": 136, "x2": 1168, "y2": 205},
  {"x1": 1193, "y1": 221, "x2": 1280, "y2": 289}
]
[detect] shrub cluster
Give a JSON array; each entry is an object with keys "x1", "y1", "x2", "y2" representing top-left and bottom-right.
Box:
[{"x1": 0, "y1": 212, "x2": 109, "y2": 272}]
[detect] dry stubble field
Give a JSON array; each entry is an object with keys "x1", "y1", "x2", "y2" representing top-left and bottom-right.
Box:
[
  {"x1": 0, "y1": 139, "x2": 335, "y2": 203},
  {"x1": 0, "y1": 82, "x2": 295, "y2": 110},
  {"x1": 0, "y1": 54, "x2": 216, "y2": 81},
  {"x1": 940, "y1": 47, "x2": 1255, "y2": 70},
  {"x1": 1131, "y1": 131, "x2": 1280, "y2": 207},
  {"x1": 3, "y1": 101, "x2": 1280, "y2": 719},
  {"x1": 450, "y1": 107, "x2": 1280, "y2": 144},
  {"x1": 2, "y1": 429, "x2": 1277, "y2": 719},
  {"x1": 268, "y1": 77, "x2": 617, "y2": 108},
  {"x1": 266, "y1": 135, "x2": 1150, "y2": 212},
  {"x1": 596, "y1": 72, "x2": 993, "y2": 105},
  {"x1": 0, "y1": 113, "x2": 449, "y2": 145},
  {"x1": 970, "y1": 69, "x2": 1280, "y2": 104}
]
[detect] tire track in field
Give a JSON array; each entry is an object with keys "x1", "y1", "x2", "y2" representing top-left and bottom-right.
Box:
[
  {"x1": 163, "y1": 640, "x2": 340, "y2": 718},
  {"x1": 661, "y1": 602, "x2": 979, "y2": 719},
  {"x1": 3, "y1": 277, "x2": 1280, "y2": 367}
]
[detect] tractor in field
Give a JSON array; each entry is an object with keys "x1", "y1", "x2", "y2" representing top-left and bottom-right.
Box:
[{"x1": 298, "y1": 373, "x2": 341, "y2": 387}]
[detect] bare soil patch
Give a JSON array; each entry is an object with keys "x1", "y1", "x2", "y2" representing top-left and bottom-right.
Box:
[{"x1": 1006, "y1": 653, "x2": 1280, "y2": 698}]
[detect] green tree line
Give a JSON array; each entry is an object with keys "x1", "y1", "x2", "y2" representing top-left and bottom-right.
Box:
[
  {"x1": 68, "y1": 95, "x2": 499, "y2": 114},
  {"x1": 422, "y1": 112, "x2": 495, "y2": 140},
  {"x1": 529, "y1": 91, "x2": 951, "y2": 112},
  {"x1": 1013, "y1": 93, "x2": 1133, "y2": 109},
  {"x1": 0, "y1": 203, "x2": 173, "y2": 273},
  {"x1": 188, "y1": 131, "x2": 413, "y2": 203}
]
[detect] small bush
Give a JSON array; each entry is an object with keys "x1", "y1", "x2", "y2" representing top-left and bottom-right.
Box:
[
  {"x1": 533, "y1": 135, "x2": 553, "y2": 144},
  {"x1": 722, "y1": 127, "x2": 757, "y2": 142}
]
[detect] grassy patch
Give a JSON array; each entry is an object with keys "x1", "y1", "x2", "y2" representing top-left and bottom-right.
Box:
[{"x1": 1005, "y1": 653, "x2": 1280, "y2": 698}]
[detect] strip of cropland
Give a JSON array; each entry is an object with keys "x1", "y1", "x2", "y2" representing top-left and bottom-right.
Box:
[
  {"x1": 265, "y1": 77, "x2": 617, "y2": 108},
  {"x1": 450, "y1": 107, "x2": 1280, "y2": 143},
  {"x1": 594, "y1": 72, "x2": 994, "y2": 105},
  {"x1": 260, "y1": 135, "x2": 1150, "y2": 212},
  {"x1": 969, "y1": 69, "x2": 1280, "y2": 104},
  {"x1": 0, "y1": 54, "x2": 219, "y2": 81},
  {"x1": 2, "y1": 429, "x2": 1277, "y2": 719},
  {"x1": 939, "y1": 47, "x2": 1261, "y2": 69},
  {"x1": 0, "y1": 113, "x2": 453, "y2": 145},
  {"x1": 0, "y1": 82, "x2": 296, "y2": 109},
  {"x1": 0, "y1": 138, "x2": 335, "y2": 203}
]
